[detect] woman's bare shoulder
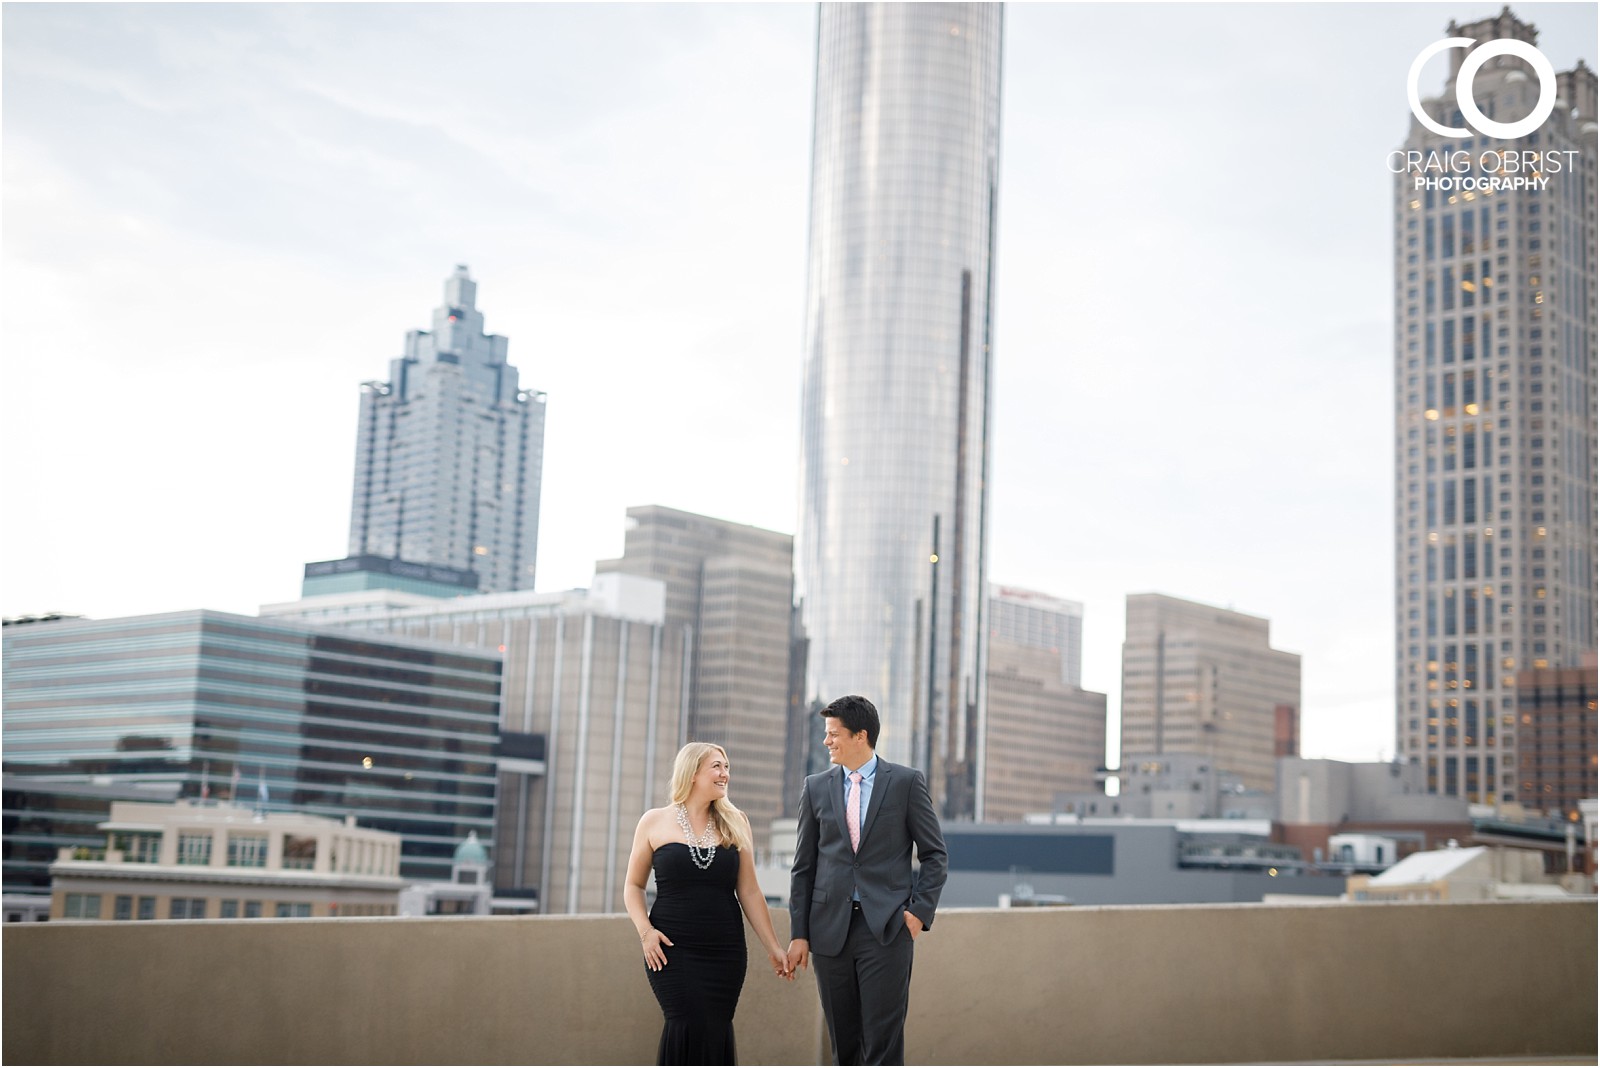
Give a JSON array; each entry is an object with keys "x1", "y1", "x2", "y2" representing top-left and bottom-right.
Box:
[{"x1": 637, "y1": 806, "x2": 679, "y2": 847}]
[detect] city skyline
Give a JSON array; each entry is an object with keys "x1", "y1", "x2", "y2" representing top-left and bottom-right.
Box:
[{"x1": 4, "y1": 4, "x2": 1596, "y2": 770}]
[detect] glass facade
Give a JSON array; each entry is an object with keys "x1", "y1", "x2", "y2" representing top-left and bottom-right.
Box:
[
  {"x1": 2, "y1": 611, "x2": 501, "y2": 893},
  {"x1": 797, "y1": 2, "x2": 1003, "y2": 819},
  {"x1": 348, "y1": 266, "x2": 546, "y2": 593},
  {"x1": 1392, "y1": 12, "x2": 1597, "y2": 802}
]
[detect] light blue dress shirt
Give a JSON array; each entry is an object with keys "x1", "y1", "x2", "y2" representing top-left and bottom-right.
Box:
[
  {"x1": 844, "y1": 754, "x2": 877, "y2": 902},
  {"x1": 844, "y1": 753, "x2": 878, "y2": 825}
]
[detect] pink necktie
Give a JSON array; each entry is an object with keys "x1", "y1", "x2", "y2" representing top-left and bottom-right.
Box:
[{"x1": 847, "y1": 771, "x2": 863, "y2": 852}]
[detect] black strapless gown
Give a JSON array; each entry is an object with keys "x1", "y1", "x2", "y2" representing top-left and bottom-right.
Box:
[{"x1": 646, "y1": 842, "x2": 747, "y2": 1065}]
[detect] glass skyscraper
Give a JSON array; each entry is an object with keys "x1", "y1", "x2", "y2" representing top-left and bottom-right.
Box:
[
  {"x1": 348, "y1": 266, "x2": 546, "y2": 593},
  {"x1": 1393, "y1": 11, "x2": 1596, "y2": 801},
  {"x1": 2, "y1": 611, "x2": 501, "y2": 893},
  {"x1": 796, "y1": 3, "x2": 1003, "y2": 818}
]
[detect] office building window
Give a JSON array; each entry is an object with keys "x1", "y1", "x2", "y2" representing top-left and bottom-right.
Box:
[
  {"x1": 63, "y1": 893, "x2": 102, "y2": 919},
  {"x1": 169, "y1": 898, "x2": 207, "y2": 920},
  {"x1": 177, "y1": 832, "x2": 213, "y2": 866},
  {"x1": 227, "y1": 835, "x2": 268, "y2": 868},
  {"x1": 283, "y1": 836, "x2": 317, "y2": 871},
  {"x1": 112, "y1": 833, "x2": 162, "y2": 864}
]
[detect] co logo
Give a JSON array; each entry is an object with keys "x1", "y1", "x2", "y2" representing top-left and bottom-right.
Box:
[{"x1": 1407, "y1": 37, "x2": 1557, "y2": 139}]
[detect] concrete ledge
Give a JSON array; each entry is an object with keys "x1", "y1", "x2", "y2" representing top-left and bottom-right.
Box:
[{"x1": 4, "y1": 901, "x2": 1594, "y2": 1064}]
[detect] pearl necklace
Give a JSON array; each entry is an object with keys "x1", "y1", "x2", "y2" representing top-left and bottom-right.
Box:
[{"x1": 674, "y1": 803, "x2": 718, "y2": 870}]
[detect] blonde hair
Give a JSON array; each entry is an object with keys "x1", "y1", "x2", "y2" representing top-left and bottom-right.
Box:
[{"x1": 669, "y1": 742, "x2": 752, "y2": 855}]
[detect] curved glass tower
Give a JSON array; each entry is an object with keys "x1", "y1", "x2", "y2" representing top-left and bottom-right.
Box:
[{"x1": 797, "y1": 3, "x2": 1002, "y2": 818}]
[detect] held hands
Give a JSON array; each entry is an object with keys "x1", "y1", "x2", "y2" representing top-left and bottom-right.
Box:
[
  {"x1": 785, "y1": 938, "x2": 810, "y2": 975},
  {"x1": 767, "y1": 945, "x2": 795, "y2": 981},
  {"x1": 776, "y1": 921, "x2": 919, "y2": 977},
  {"x1": 641, "y1": 927, "x2": 673, "y2": 971}
]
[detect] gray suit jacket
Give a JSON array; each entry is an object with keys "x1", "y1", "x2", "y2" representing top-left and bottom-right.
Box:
[{"x1": 789, "y1": 759, "x2": 948, "y2": 957}]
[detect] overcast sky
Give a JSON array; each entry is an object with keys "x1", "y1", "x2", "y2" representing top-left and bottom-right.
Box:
[{"x1": 3, "y1": 2, "x2": 1594, "y2": 766}]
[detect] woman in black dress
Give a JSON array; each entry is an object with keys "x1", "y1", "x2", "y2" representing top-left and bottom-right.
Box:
[{"x1": 625, "y1": 742, "x2": 792, "y2": 1065}]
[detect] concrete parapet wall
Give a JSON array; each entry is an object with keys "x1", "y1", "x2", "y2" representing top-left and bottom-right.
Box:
[{"x1": 4, "y1": 901, "x2": 1594, "y2": 1064}]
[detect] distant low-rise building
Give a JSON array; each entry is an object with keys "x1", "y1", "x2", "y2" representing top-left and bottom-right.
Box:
[
  {"x1": 1467, "y1": 802, "x2": 1595, "y2": 889},
  {"x1": 938, "y1": 819, "x2": 1323, "y2": 907},
  {"x1": 1274, "y1": 757, "x2": 1471, "y2": 866},
  {"x1": 397, "y1": 831, "x2": 497, "y2": 917},
  {"x1": 1058, "y1": 753, "x2": 1272, "y2": 821},
  {"x1": 1347, "y1": 843, "x2": 1572, "y2": 903},
  {"x1": 300, "y1": 555, "x2": 481, "y2": 600},
  {"x1": 4, "y1": 776, "x2": 181, "y2": 921},
  {"x1": 48, "y1": 800, "x2": 403, "y2": 920},
  {"x1": 1323, "y1": 833, "x2": 1401, "y2": 875}
]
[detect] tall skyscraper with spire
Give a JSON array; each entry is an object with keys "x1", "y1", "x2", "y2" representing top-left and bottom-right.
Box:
[
  {"x1": 796, "y1": 3, "x2": 1003, "y2": 819},
  {"x1": 1393, "y1": 11, "x2": 1595, "y2": 801},
  {"x1": 348, "y1": 267, "x2": 546, "y2": 593}
]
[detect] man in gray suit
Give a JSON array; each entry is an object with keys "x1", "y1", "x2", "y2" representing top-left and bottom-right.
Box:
[{"x1": 787, "y1": 694, "x2": 948, "y2": 1066}]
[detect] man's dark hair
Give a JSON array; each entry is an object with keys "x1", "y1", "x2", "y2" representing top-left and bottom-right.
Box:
[{"x1": 820, "y1": 694, "x2": 880, "y2": 749}]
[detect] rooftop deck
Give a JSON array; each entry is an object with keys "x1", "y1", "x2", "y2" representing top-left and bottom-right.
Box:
[{"x1": 5, "y1": 900, "x2": 1594, "y2": 1064}]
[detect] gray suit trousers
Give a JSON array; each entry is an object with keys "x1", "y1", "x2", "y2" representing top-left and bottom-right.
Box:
[{"x1": 811, "y1": 906, "x2": 915, "y2": 1066}]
